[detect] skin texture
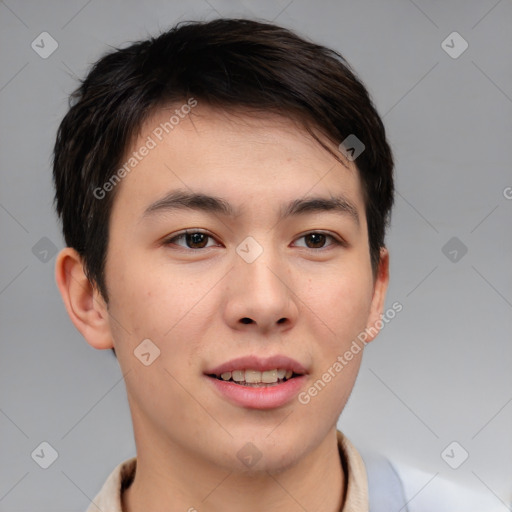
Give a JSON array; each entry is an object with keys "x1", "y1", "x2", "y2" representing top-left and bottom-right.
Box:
[{"x1": 56, "y1": 104, "x2": 389, "y2": 512}]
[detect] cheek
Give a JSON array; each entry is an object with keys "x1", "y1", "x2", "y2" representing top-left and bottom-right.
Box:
[
  {"x1": 106, "y1": 256, "x2": 218, "y2": 357},
  {"x1": 105, "y1": 252, "x2": 168, "y2": 338},
  {"x1": 305, "y1": 265, "x2": 373, "y2": 342},
  {"x1": 300, "y1": 274, "x2": 369, "y2": 417}
]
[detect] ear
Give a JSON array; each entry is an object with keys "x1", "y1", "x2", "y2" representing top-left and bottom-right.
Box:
[
  {"x1": 364, "y1": 247, "x2": 390, "y2": 343},
  {"x1": 55, "y1": 247, "x2": 114, "y2": 350}
]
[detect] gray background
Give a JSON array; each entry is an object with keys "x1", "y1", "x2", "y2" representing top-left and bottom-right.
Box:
[{"x1": 1, "y1": 0, "x2": 511, "y2": 510}]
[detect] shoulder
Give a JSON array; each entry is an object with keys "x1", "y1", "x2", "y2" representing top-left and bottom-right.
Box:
[
  {"x1": 84, "y1": 456, "x2": 137, "y2": 512},
  {"x1": 358, "y1": 450, "x2": 408, "y2": 512}
]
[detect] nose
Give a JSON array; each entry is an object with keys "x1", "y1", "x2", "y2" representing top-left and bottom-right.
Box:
[{"x1": 223, "y1": 241, "x2": 300, "y2": 334}]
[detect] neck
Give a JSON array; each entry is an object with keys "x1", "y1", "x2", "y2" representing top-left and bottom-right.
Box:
[{"x1": 122, "y1": 427, "x2": 345, "y2": 512}]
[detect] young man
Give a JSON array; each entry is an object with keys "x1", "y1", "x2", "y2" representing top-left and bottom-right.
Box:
[{"x1": 53, "y1": 18, "x2": 394, "y2": 512}]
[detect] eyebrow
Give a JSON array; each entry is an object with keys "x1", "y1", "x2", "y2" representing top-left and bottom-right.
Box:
[{"x1": 143, "y1": 189, "x2": 359, "y2": 225}]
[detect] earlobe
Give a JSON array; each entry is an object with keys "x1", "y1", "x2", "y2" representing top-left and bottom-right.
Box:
[
  {"x1": 55, "y1": 248, "x2": 114, "y2": 350},
  {"x1": 364, "y1": 247, "x2": 390, "y2": 343}
]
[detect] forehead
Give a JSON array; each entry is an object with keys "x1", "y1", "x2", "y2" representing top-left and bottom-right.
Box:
[
  {"x1": 111, "y1": 103, "x2": 365, "y2": 220},
  {"x1": 138, "y1": 103, "x2": 342, "y2": 161}
]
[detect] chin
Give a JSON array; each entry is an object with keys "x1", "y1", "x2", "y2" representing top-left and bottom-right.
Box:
[
  {"x1": 218, "y1": 433, "x2": 306, "y2": 475},
  {"x1": 229, "y1": 448, "x2": 302, "y2": 477}
]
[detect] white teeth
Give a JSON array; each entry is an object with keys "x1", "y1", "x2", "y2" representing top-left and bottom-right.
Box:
[
  {"x1": 216, "y1": 368, "x2": 295, "y2": 384},
  {"x1": 232, "y1": 370, "x2": 244, "y2": 382},
  {"x1": 245, "y1": 370, "x2": 261, "y2": 383},
  {"x1": 262, "y1": 369, "x2": 278, "y2": 383}
]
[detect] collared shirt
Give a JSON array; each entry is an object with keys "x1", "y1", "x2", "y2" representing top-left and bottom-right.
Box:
[{"x1": 85, "y1": 429, "x2": 368, "y2": 512}]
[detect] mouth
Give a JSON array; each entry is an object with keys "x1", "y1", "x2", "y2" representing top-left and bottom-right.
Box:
[
  {"x1": 207, "y1": 368, "x2": 302, "y2": 387},
  {"x1": 204, "y1": 356, "x2": 308, "y2": 409},
  {"x1": 204, "y1": 354, "x2": 308, "y2": 389}
]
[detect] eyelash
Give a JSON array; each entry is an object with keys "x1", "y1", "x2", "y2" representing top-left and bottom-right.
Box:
[{"x1": 163, "y1": 230, "x2": 345, "y2": 251}]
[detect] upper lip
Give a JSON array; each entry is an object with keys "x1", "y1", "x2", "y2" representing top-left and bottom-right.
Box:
[{"x1": 205, "y1": 355, "x2": 308, "y2": 376}]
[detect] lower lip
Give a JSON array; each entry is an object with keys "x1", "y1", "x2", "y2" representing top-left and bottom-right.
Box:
[{"x1": 206, "y1": 375, "x2": 307, "y2": 410}]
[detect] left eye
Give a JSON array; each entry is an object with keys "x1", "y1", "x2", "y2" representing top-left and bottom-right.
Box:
[
  {"x1": 164, "y1": 231, "x2": 340, "y2": 250},
  {"x1": 293, "y1": 232, "x2": 340, "y2": 249}
]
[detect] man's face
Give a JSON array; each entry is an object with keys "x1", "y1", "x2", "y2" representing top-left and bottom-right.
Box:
[{"x1": 102, "y1": 104, "x2": 387, "y2": 473}]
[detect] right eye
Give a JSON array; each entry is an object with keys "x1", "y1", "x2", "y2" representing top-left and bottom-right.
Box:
[{"x1": 163, "y1": 230, "x2": 220, "y2": 250}]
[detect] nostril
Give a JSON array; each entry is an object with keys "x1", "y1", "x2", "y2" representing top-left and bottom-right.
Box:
[{"x1": 240, "y1": 318, "x2": 252, "y2": 324}]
